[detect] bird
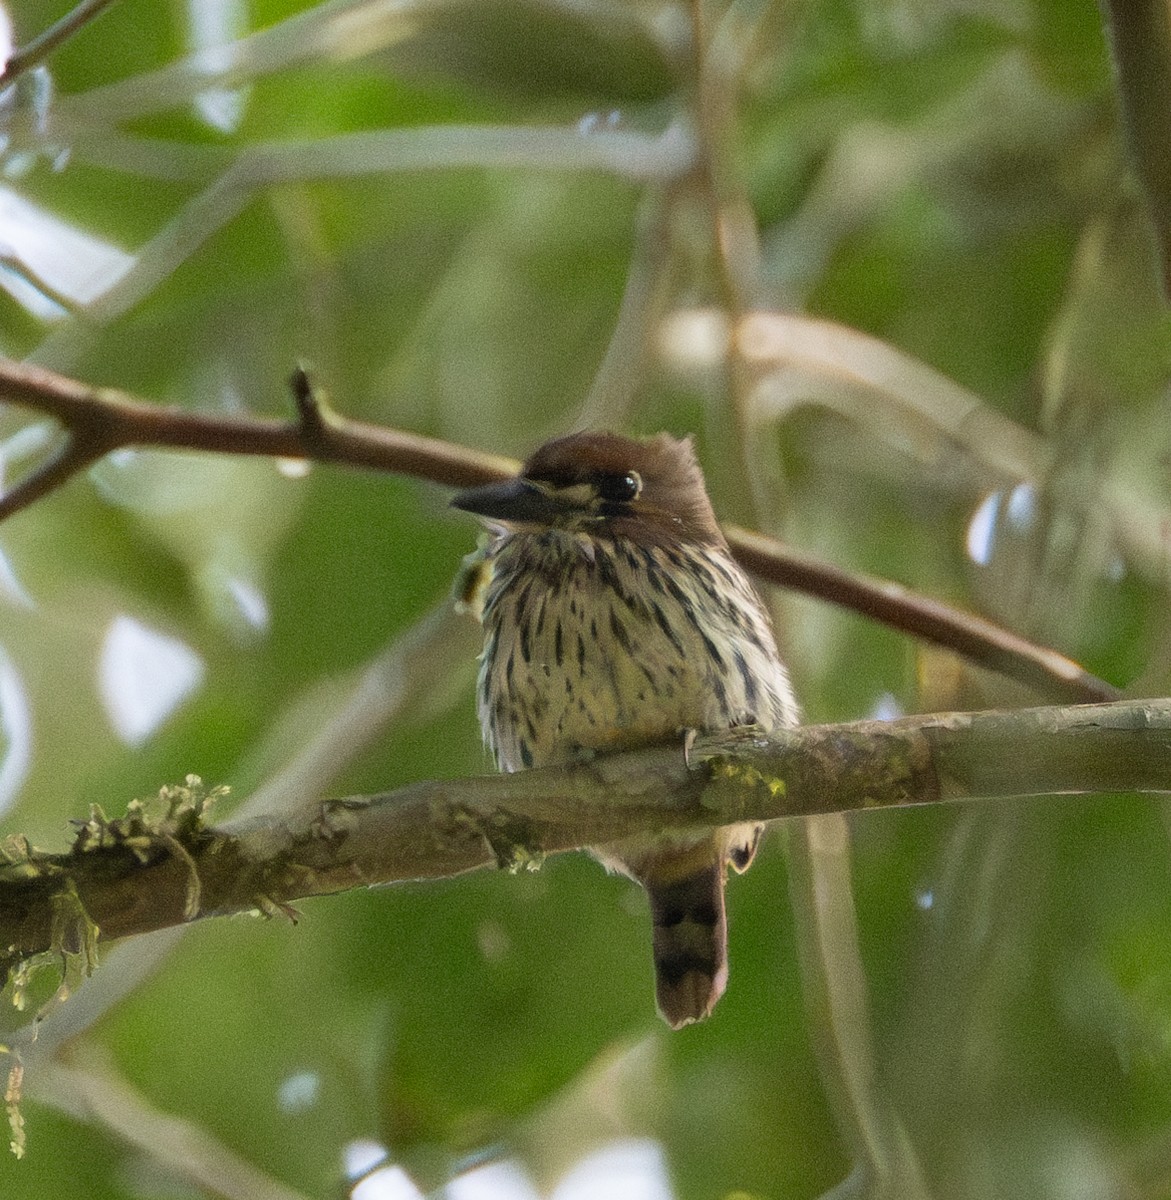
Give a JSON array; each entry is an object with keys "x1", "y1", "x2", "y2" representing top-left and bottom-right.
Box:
[{"x1": 451, "y1": 431, "x2": 798, "y2": 1027}]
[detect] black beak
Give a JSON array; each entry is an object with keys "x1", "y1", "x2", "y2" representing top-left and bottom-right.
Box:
[{"x1": 450, "y1": 477, "x2": 563, "y2": 523}]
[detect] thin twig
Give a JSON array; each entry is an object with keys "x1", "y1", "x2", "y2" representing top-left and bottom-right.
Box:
[
  {"x1": 1, "y1": 698, "x2": 1168, "y2": 970},
  {"x1": 684, "y1": 10, "x2": 930, "y2": 1191},
  {"x1": 0, "y1": 434, "x2": 110, "y2": 520},
  {"x1": 28, "y1": 122, "x2": 695, "y2": 372},
  {"x1": 1101, "y1": 0, "x2": 1171, "y2": 297},
  {"x1": 0, "y1": 0, "x2": 121, "y2": 85},
  {"x1": 0, "y1": 359, "x2": 517, "y2": 526},
  {"x1": 0, "y1": 356, "x2": 1118, "y2": 703},
  {"x1": 727, "y1": 526, "x2": 1119, "y2": 705},
  {"x1": 51, "y1": 0, "x2": 671, "y2": 124},
  {"x1": 684, "y1": 0, "x2": 774, "y2": 525},
  {"x1": 573, "y1": 185, "x2": 676, "y2": 430},
  {"x1": 35, "y1": 1052, "x2": 310, "y2": 1200}
]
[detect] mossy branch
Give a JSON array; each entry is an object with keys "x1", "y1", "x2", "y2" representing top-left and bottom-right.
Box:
[{"x1": 0, "y1": 699, "x2": 1167, "y2": 984}]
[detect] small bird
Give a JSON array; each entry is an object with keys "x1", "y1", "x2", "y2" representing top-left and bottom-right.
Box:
[{"x1": 451, "y1": 431, "x2": 798, "y2": 1027}]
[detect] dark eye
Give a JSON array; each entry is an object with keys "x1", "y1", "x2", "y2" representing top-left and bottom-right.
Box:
[{"x1": 597, "y1": 472, "x2": 642, "y2": 503}]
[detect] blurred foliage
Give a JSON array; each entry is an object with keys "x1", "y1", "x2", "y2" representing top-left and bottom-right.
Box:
[{"x1": 1, "y1": 0, "x2": 1171, "y2": 1198}]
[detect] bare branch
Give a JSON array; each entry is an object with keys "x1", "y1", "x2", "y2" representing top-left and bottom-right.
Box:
[
  {"x1": 1102, "y1": 0, "x2": 1171, "y2": 297},
  {"x1": 574, "y1": 186, "x2": 676, "y2": 430},
  {"x1": 0, "y1": 698, "x2": 1167, "y2": 976},
  {"x1": 728, "y1": 526, "x2": 1118, "y2": 706},
  {"x1": 0, "y1": 0, "x2": 121, "y2": 86},
  {"x1": 35, "y1": 1053, "x2": 311, "y2": 1200},
  {"x1": 0, "y1": 358, "x2": 516, "y2": 511},
  {"x1": 0, "y1": 356, "x2": 1118, "y2": 703},
  {"x1": 54, "y1": 0, "x2": 673, "y2": 125},
  {"x1": 0, "y1": 435, "x2": 109, "y2": 523}
]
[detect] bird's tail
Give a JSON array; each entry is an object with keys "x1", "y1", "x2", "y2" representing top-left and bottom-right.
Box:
[{"x1": 646, "y1": 860, "x2": 728, "y2": 1029}]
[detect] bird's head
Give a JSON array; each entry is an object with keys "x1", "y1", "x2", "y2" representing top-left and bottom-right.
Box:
[{"x1": 451, "y1": 431, "x2": 724, "y2": 547}]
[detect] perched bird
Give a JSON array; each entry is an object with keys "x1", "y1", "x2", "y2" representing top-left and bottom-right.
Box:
[{"x1": 451, "y1": 431, "x2": 798, "y2": 1027}]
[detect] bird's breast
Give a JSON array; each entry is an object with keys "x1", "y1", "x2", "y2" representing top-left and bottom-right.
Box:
[{"x1": 475, "y1": 531, "x2": 797, "y2": 773}]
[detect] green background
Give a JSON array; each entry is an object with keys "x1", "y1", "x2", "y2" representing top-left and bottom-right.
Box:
[{"x1": 1, "y1": 1, "x2": 1170, "y2": 1197}]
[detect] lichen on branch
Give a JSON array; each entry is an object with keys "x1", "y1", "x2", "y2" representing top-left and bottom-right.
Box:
[{"x1": 0, "y1": 699, "x2": 1168, "y2": 994}]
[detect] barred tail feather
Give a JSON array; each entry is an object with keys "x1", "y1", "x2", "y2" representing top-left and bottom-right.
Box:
[{"x1": 647, "y1": 862, "x2": 728, "y2": 1028}]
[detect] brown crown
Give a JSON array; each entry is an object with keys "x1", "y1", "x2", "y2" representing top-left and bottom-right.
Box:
[{"x1": 523, "y1": 431, "x2": 726, "y2": 547}]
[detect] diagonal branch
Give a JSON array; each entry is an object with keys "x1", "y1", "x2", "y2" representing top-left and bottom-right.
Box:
[
  {"x1": 0, "y1": 698, "x2": 1167, "y2": 979},
  {"x1": 728, "y1": 526, "x2": 1117, "y2": 706},
  {"x1": 0, "y1": 434, "x2": 109, "y2": 519},
  {"x1": 35, "y1": 1051, "x2": 311, "y2": 1200},
  {"x1": 0, "y1": 0, "x2": 122, "y2": 86},
  {"x1": 0, "y1": 356, "x2": 1118, "y2": 702},
  {"x1": 0, "y1": 359, "x2": 517, "y2": 527}
]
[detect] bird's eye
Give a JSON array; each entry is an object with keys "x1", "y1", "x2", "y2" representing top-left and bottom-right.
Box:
[{"x1": 597, "y1": 472, "x2": 642, "y2": 503}]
